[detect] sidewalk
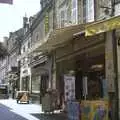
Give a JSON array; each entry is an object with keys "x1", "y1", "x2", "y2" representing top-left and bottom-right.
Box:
[
  {"x1": 0, "y1": 99, "x2": 67, "y2": 120},
  {"x1": 0, "y1": 99, "x2": 40, "y2": 120}
]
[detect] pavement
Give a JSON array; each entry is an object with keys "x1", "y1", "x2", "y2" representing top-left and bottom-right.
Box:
[
  {"x1": 0, "y1": 99, "x2": 40, "y2": 120},
  {"x1": 0, "y1": 99, "x2": 67, "y2": 120},
  {"x1": 0, "y1": 103, "x2": 27, "y2": 120}
]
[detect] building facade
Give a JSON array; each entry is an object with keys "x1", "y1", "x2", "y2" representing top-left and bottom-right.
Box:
[
  {"x1": 19, "y1": 16, "x2": 32, "y2": 92},
  {"x1": 29, "y1": 0, "x2": 54, "y2": 103},
  {"x1": 0, "y1": 37, "x2": 9, "y2": 84},
  {"x1": 7, "y1": 29, "x2": 24, "y2": 98},
  {"x1": 32, "y1": 0, "x2": 120, "y2": 118}
]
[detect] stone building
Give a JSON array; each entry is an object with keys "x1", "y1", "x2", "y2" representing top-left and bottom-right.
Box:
[
  {"x1": 7, "y1": 29, "x2": 24, "y2": 97},
  {"x1": 29, "y1": 0, "x2": 54, "y2": 103},
  {"x1": 0, "y1": 37, "x2": 9, "y2": 84},
  {"x1": 19, "y1": 16, "x2": 32, "y2": 92},
  {"x1": 31, "y1": 0, "x2": 120, "y2": 117}
]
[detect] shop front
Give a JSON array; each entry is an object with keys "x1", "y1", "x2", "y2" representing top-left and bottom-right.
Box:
[
  {"x1": 20, "y1": 67, "x2": 31, "y2": 92},
  {"x1": 29, "y1": 55, "x2": 52, "y2": 104},
  {"x1": 55, "y1": 15, "x2": 120, "y2": 120},
  {"x1": 31, "y1": 23, "x2": 113, "y2": 118},
  {"x1": 55, "y1": 31, "x2": 108, "y2": 119}
]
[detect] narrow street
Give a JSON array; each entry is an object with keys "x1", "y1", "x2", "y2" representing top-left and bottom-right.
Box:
[
  {"x1": 0, "y1": 99, "x2": 67, "y2": 120},
  {"x1": 0, "y1": 99, "x2": 40, "y2": 120},
  {"x1": 0, "y1": 103, "x2": 27, "y2": 120}
]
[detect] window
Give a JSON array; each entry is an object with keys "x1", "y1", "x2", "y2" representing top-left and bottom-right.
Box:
[
  {"x1": 61, "y1": 10, "x2": 65, "y2": 27},
  {"x1": 87, "y1": 0, "x2": 95, "y2": 22},
  {"x1": 23, "y1": 46, "x2": 25, "y2": 52},
  {"x1": 71, "y1": 0, "x2": 78, "y2": 24},
  {"x1": 32, "y1": 75, "x2": 41, "y2": 93},
  {"x1": 83, "y1": 0, "x2": 87, "y2": 22},
  {"x1": 28, "y1": 42, "x2": 30, "y2": 48},
  {"x1": 115, "y1": 0, "x2": 120, "y2": 3},
  {"x1": 115, "y1": 3, "x2": 120, "y2": 16},
  {"x1": 67, "y1": 4, "x2": 72, "y2": 24},
  {"x1": 83, "y1": 0, "x2": 94, "y2": 23}
]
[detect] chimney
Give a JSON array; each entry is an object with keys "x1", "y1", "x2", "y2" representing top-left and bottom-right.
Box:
[
  {"x1": 29, "y1": 16, "x2": 34, "y2": 26},
  {"x1": 3, "y1": 37, "x2": 8, "y2": 47},
  {"x1": 9, "y1": 32, "x2": 13, "y2": 37},
  {"x1": 23, "y1": 16, "x2": 28, "y2": 28}
]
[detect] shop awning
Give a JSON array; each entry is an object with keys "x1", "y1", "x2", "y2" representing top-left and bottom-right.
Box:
[
  {"x1": 30, "y1": 24, "x2": 85, "y2": 53},
  {"x1": 85, "y1": 15, "x2": 120, "y2": 36}
]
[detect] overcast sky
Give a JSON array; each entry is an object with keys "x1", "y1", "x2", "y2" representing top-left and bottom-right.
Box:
[{"x1": 0, "y1": 0, "x2": 41, "y2": 42}]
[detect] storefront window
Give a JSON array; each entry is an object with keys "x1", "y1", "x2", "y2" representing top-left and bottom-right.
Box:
[
  {"x1": 87, "y1": 71, "x2": 104, "y2": 100},
  {"x1": 32, "y1": 75, "x2": 40, "y2": 93},
  {"x1": 75, "y1": 54, "x2": 105, "y2": 100}
]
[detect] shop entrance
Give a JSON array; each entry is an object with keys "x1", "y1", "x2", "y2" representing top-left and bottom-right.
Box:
[
  {"x1": 75, "y1": 70, "x2": 83, "y2": 100},
  {"x1": 75, "y1": 54, "x2": 105, "y2": 100},
  {"x1": 22, "y1": 76, "x2": 30, "y2": 91}
]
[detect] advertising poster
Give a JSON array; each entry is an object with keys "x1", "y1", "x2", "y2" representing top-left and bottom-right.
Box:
[
  {"x1": 81, "y1": 100, "x2": 108, "y2": 120},
  {"x1": 102, "y1": 79, "x2": 108, "y2": 99},
  {"x1": 64, "y1": 75, "x2": 75, "y2": 101},
  {"x1": 67, "y1": 101, "x2": 80, "y2": 120}
]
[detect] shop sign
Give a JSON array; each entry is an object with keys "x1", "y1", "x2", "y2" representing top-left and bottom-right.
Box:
[
  {"x1": 67, "y1": 101, "x2": 80, "y2": 120},
  {"x1": 44, "y1": 12, "x2": 49, "y2": 34},
  {"x1": 85, "y1": 15, "x2": 120, "y2": 36}
]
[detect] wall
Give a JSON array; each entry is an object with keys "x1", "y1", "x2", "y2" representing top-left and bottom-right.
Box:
[{"x1": 31, "y1": 19, "x2": 45, "y2": 47}]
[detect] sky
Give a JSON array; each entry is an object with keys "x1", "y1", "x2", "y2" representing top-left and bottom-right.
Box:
[{"x1": 0, "y1": 0, "x2": 41, "y2": 42}]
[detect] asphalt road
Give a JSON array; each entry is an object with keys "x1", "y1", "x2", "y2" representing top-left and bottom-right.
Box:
[
  {"x1": 0, "y1": 103, "x2": 28, "y2": 120},
  {"x1": 31, "y1": 113, "x2": 67, "y2": 120},
  {"x1": 0, "y1": 101, "x2": 67, "y2": 120}
]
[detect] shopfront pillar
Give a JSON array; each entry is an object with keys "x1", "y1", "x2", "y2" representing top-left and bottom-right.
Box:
[
  {"x1": 105, "y1": 31, "x2": 115, "y2": 93},
  {"x1": 105, "y1": 31, "x2": 119, "y2": 119},
  {"x1": 116, "y1": 31, "x2": 120, "y2": 117}
]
